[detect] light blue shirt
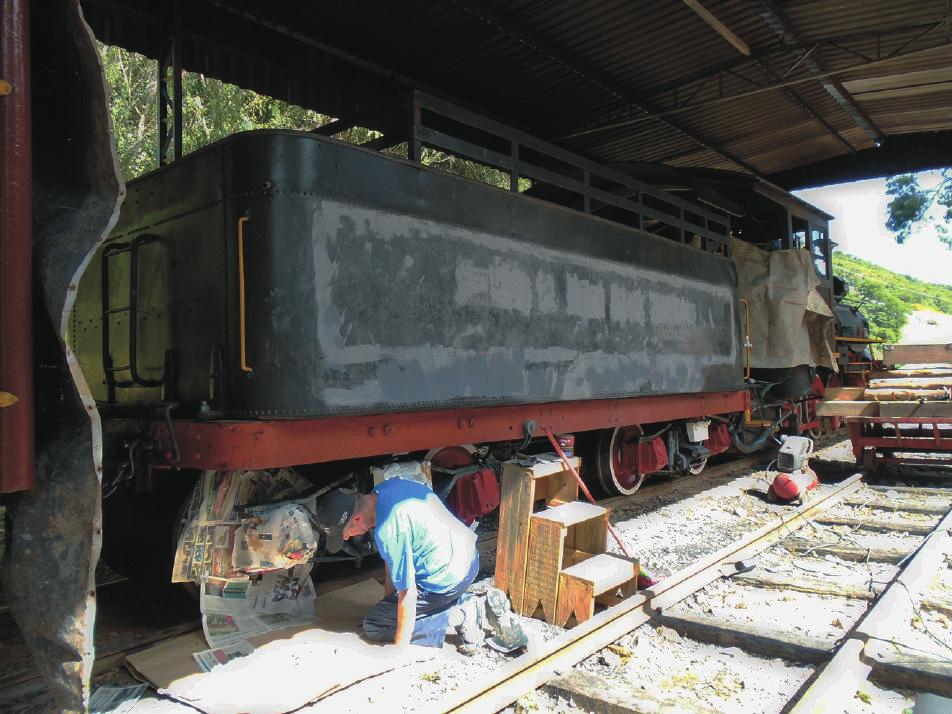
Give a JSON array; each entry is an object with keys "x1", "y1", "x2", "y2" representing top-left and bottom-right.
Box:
[{"x1": 373, "y1": 478, "x2": 477, "y2": 594}]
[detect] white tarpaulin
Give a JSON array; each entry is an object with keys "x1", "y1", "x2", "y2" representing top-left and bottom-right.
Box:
[{"x1": 732, "y1": 239, "x2": 837, "y2": 371}]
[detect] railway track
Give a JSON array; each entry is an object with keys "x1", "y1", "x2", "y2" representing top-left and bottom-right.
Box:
[
  {"x1": 454, "y1": 479, "x2": 952, "y2": 713},
  {"x1": 3, "y1": 441, "x2": 950, "y2": 712}
]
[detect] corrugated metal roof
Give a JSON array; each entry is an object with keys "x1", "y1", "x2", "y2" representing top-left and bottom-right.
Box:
[{"x1": 81, "y1": 0, "x2": 952, "y2": 185}]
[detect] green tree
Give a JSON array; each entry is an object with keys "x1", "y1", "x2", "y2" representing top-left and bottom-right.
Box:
[
  {"x1": 100, "y1": 43, "x2": 331, "y2": 180},
  {"x1": 834, "y1": 252, "x2": 952, "y2": 342},
  {"x1": 885, "y1": 171, "x2": 952, "y2": 248},
  {"x1": 100, "y1": 43, "x2": 516, "y2": 191}
]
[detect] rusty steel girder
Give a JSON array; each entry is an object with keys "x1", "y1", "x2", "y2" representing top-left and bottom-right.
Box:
[
  {"x1": 0, "y1": 0, "x2": 34, "y2": 494},
  {"x1": 2, "y1": 1, "x2": 124, "y2": 711}
]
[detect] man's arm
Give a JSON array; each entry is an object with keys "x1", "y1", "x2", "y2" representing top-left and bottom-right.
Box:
[
  {"x1": 393, "y1": 584, "x2": 417, "y2": 646},
  {"x1": 383, "y1": 562, "x2": 395, "y2": 598}
]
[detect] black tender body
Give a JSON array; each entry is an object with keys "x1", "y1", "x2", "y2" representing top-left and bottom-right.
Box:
[{"x1": 70, "y1": 131, "x2": 745, "y2": 418}]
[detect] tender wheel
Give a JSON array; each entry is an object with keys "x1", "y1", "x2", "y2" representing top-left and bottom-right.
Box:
[
  {"x1": 594, "y1": 425, "x2": 648, "y2": 496},
  {"x1": 423, "y1": 445, "x2": 477, "y2": 487},
  {"x1": 424, "y1": 445, "x2": 479, "y2": 520}
]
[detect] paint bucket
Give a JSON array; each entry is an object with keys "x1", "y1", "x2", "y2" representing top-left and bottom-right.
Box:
[{"x1": 556, "y1": 433, "x2": 575, "y2": 458}]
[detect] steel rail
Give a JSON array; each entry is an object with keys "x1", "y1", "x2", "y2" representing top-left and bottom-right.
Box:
[
  {"x1": 791, "y1": 501, "x2": 952, "y2": 711},
  {"x1": 436, "y1": 472, "x2": 865, "y2": 713}
]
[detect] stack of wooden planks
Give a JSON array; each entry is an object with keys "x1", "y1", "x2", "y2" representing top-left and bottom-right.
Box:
[
  {"x1": 819, "y1": 344, "x2": 952, "y2": 419},
  {"x1": 864, "y1": 371, "x2": 952, "y2": 402}
]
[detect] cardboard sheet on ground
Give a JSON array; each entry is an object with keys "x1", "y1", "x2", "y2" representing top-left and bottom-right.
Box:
[{"x1": 127, "y1": 579, "x2": 436, "y2": 714}]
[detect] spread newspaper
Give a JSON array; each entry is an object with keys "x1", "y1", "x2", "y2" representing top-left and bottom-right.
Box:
[
  {"x1": 172, "y1": 469, "x2": 315, "y2": 583},
  {"x1": 199, "y1": 565, "x2": 317, "y2": 648},
  {"x1": 172, "y1": 468, "x2": 322, "y2": 649}
]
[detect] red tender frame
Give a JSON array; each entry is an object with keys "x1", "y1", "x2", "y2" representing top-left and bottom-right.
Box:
[{"x1": 150, "y1": 390, "x2": 749, "y2": 471}]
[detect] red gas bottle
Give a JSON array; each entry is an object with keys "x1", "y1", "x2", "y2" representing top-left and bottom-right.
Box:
[{"x1": 768, "y1": 436, "x2": 819, "y2": 503}]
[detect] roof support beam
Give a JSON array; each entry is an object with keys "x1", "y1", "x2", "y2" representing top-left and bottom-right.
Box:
[
  {"x1": 553, "y1": 35, "x2": 951, "y2": 142},
  {"x1": 681, "y1": 0, "x2": 751, "y2": 55},
  {"x1": 751, "y1": 58, "x2": 857, "y2": 154},
  {"x1": 451, "y1": 0, "x2": 767, "y2": 177},
  {"x1": 752, "y1": 0, "x2": 885, "y2": 144},
  {"x1": 770, "y1": 131, "x2": 952, "y2": 189},
  {"x1": 682, "y1": 0, "x2": 856, "y2": 153}
]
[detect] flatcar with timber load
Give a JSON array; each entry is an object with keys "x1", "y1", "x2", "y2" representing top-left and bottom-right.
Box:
[{"x1": 65, "y1": 93, "x2": 842, "y2": 576}]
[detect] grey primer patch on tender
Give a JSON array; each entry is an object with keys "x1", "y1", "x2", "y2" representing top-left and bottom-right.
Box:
[{"x1": 311, "y1": 200, "x2": 739, "y2": 409}]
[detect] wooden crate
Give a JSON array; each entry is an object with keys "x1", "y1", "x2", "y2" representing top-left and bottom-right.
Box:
[
  {"x1": 521, "y1": 500, "x2": 607, "y2": 622},
  {"x1": 494, "y1": 458, "x2": 579, "y2": 614},
  {"x1": 556, "y1": 553, "x2": 639, "y2": 627}
]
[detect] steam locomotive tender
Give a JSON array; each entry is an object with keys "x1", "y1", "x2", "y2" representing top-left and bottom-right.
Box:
[{"x1": 69, "y1": 99, "x2": 839, "y2": 571}]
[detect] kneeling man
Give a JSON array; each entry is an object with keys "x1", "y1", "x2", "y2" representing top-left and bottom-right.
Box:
[{"x1": 316, "y1": 478, "x2": 481, "y2": 648}]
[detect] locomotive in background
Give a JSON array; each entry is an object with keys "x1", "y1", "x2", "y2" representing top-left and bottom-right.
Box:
[{"x1": 65, "y1": 96, "x2": 859, "y2": 576}]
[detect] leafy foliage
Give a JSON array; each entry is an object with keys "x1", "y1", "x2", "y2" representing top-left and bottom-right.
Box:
[
  {"x1": 100, "y1": 43, "x2": 335, "y2": 180},
  {"x1": 100, "y1": 43, "x2": 516, "y2": 190},
  {"x1": 885, "y1": 171, "x2": 952, "y2": 248},
  {"x1": 834, "y1": 252, "x2": 952, "y2": 343}
]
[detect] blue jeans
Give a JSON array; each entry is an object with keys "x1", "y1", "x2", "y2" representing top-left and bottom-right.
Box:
[{"x1": 362, "y1": 554, "x2": 479, "y2": 648}]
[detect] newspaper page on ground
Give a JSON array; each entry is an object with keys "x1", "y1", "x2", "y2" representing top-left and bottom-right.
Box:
[
  {"x1": 192, "y1": 640, "x2": 256, "y2": 673},
  {"x1": 199, "y1": 564, "x2": 317, "y2": 648},
  {"x1": 89, "y1": 683, "x2": 149, "y2": 714}
]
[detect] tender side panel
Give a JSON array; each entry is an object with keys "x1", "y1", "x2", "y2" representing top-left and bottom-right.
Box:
[
  {"x1": 226, "y1": 132, "x2": 744, "y2": 418},
  {"x1": 74, "y1": 131, "x2": 744, "y2": 417}
]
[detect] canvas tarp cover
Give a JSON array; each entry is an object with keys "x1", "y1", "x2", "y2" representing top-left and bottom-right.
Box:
[{"x1": 732, "y1": 239, "x2": 836, "y2": 371}]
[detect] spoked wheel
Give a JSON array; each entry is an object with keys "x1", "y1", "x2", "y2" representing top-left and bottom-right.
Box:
[
  {"x1": 424, "y1": 444, "x2": 477, "y2": 477},
  {"x1": 594, "y1": 425, "x2": 648, "y2": 496},
  {"x1": 424, "y1": 445, "x2": 478, "y2": 518}
]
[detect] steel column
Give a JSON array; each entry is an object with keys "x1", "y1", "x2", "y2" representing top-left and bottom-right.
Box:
[
  {"x1": 158, "y1": 1, "x2": 183, "y2": 166},
  {"x1": 0, "y1": 0, "x2": 34, "y2": 493},
  {"x1": 172, "y1": 0, "x2": 182, "y2": 161}
]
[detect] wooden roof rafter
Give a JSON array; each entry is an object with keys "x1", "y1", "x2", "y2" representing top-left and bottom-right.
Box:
[{"x1": 683, "y1": 0, "x2": 858, "y2": 153}]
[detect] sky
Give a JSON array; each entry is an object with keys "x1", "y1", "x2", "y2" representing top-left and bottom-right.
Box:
[{"x1": 794, "y1": 172, "x2": 952, "y2": 286}]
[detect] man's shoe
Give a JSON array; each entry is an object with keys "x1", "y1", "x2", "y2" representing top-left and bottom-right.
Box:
[
  {"x1": 484, "y1": 587, "x2": 528, "y2": 653},
  {"x1": 454, "y1": 594, "x2": 485, "y2": 647}
]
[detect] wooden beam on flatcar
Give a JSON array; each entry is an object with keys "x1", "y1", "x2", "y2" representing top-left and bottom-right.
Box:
[
  {"x1": 817, "y1": 400, "x2": 879, "y2": 417},
  {"x1": 882, "y1": 343, "x2": 952, "y2": 367}
]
